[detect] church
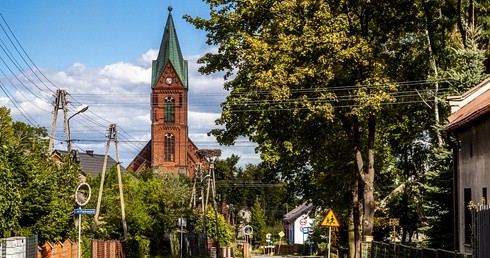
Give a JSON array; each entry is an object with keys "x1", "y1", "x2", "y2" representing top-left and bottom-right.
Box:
[{"x1": 127, "y1": 6, "x2": 207, "y2": 176}]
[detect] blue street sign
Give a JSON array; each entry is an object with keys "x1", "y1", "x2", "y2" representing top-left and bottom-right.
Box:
[
  {"x1": 74, "y1": 208, "x2": 96, "y2": 215},
  {"x1": 303, "y1": 227, "x2": 310, "y2": 234}
]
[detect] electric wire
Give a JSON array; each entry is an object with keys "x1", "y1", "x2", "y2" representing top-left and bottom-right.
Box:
[
  {"x1": 0, "y1": 11, "x2": 460, "y2": 169},
  {"x1": 0, "y1": 79, "x2": 36, "y2": 125},
  {"x1": 0, "y1": 36, "x2": 52, "y2": 96},
  {"x1": 0, "y1": 13, "x2": 144, "y2": 160},
  {"x1": 0, "y1": 12, "x2": 57, "y2": 92}
]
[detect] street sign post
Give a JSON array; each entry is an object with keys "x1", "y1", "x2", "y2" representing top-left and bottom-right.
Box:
[
  {"x1": 320, "y1": 209, "x2": 340, "y2": 227},
  {"x1": 389, "y1": 218, "x2": 400, "y2": 242},
  {"x1": 278, "y1": 231, "x2": 285, "y2": 254},
  {"x1": 243, "y1": 225, "x2": 253, "y2": 248},
  {"x1": 178, "y1": 217, "x2": 187, "y2": 258},
  {"x1": 75, "y1": 183, "x2": 92, "y2": 258},
  {"x1": 73, "y1": 209, "x2": 96, "y2": 215},
  {"x1": 320, "y1": 209, "x2": 340, "y2": 258}
]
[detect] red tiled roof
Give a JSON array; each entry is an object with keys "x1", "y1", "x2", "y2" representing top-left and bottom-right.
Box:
[{"x1": 447, "y1": 77, "x2": 490, "y2": 131}]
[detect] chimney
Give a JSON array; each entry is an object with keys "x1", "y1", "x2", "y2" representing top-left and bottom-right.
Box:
[
  {"x1": 71, "y1": 149, "x2": 80, "y2": 164},
  {"x1": 86, "y1": 149, "x2": 94, "y2": 156}
]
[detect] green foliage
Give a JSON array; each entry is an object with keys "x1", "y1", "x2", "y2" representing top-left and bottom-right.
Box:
[
  {"x1": 445, "y1": 25, "x2": 487, "y2": 94},
  {"x1": 215, "y1": 158, "x2": 292, "y2": 224},
  {"x1": 264, "y1": 221, "x2": 284, "y2": 244},
  {"x1": 186, "y1": 0, "x2": 490, "y2": 250},
  {"x1": 201, "y1": 206, "x2": 234, "y2": 247},
  {"x1": 420, "y1": 145, "x2": 454, "y2": 249},
  {"x1": 251, "y1": 197, "x2": 266, "y2": 247},
  {"x1": 0, "y1": 106, "x2": 79, "y2": 242},
  {"x1": 86, "y1": 171, "x2": 194, "y2": 256},
  {"x1": 185, "y1": 0, "x2": 418, "y2": 244}
]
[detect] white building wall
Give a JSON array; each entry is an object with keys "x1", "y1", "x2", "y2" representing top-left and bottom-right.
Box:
[{"x1": 291, "y1": 214, "x2": 313, "y2": 244}]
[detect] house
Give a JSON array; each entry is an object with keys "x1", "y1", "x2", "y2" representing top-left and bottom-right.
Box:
[
  {"x1": 446, "y1": 76, "x2": 490, "y2": 253},
  {"x1": 283, "y1": 202, "x2": 314, "y2": 245},
  {"x1": 127, "y1": 6, "x2": 207, "y2": 176},
  {"x1": 53, "y1": 149, "x2": 126, "y2": 179}
]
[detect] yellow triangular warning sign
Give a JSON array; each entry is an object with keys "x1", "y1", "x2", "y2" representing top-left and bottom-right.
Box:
[{"x1": 320, "y1": 209, "x2": 340, "y2": 227}]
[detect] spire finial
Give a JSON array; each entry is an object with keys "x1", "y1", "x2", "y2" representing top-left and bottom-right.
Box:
[{"x1": 168, "y1": 6, "x2": 173, "y2": 12}]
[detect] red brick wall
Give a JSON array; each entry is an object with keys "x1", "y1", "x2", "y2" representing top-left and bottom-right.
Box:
[{"x1": 151, "y1": 62, "x2": 189, "y2": 174}]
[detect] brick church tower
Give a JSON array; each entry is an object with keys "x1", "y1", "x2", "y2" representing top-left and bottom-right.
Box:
[{"x1": 127, "y1": 6, "x2": 205, "y2": 176}]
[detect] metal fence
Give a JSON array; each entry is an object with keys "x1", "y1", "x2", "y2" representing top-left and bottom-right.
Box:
[
  {"x1": 472, "y1": 205, "x2": 490, "y2": 258},
  {"x1": 362, "y1": 241, "x2": 472, "y2": 258},
  {"x1": 0, "y1": 236, "x2": 38, "y2": 258}
]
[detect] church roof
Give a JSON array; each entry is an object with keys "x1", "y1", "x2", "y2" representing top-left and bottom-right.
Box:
[{"x1": 152, "y1": 6, "x2": 188, "y2": 88}]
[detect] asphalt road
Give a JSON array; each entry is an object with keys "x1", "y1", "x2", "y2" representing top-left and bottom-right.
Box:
[{"x1": 252, "y1": 254, "x2": 324, "y2": 258}]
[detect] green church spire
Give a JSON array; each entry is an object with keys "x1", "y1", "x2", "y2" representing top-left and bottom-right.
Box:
[{"x1": 152, "y1": 6, "x2": 188, "y2": 88}]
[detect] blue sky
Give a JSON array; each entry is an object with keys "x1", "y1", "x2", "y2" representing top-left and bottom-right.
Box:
[
  {"x1": 0, "y1": 0, "x2": 209, "y2": 68},
  {"x1": 0, "y1": 1, "x2": 260, "y2": 168}
]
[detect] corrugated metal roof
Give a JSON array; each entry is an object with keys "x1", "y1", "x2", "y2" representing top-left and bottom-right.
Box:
[
  {"x1": 447, "y1": 76, "x2": 490, "y2": 131},
  {"x1": 56, "y1": 150, "x2": 127, "y2": 178},
  {"x1": 283, "y1": 202, "x2": 314, "y2": 223}
]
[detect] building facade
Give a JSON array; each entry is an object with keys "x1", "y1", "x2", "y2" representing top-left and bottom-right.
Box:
[
  {"x1": 447, "y1": 76, "x2": 490, "y2": 253},
  {"x1": 283, "y1": 203, "x2": 314, "y2": 245},
  {"x1": 127, "y1": 7, "x2": 206, "y2": 176}
]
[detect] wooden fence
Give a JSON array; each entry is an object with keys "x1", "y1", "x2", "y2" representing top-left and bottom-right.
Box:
[
  {"x1": 91, "y1": 240, "x2": 125, "y2": 258},
  {"x1": 361, "y1": 241, "x2": 472, "y2": 258},
  {"x1": 0, "y1": 236, "x2": 130, "y2": 258},
  {"x1": 38, "y1": 239, "x2": 78, "y2": 258}
]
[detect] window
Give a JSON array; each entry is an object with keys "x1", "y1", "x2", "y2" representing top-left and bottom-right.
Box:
[
  {"x1": 483, "y1": 188, "x2": 487, "y2": 205},
  {"x1": 464, "y1": 188, "x2": 472, "y2": 244},
  {"x1": 164, "y1": 97, "x2": 175, "y2": 122},
  {"x1": 164, "y1": 133, "x2": 175, "y2": 162}
]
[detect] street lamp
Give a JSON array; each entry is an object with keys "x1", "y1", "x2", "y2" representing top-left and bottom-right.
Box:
[{"x1": 66, "y1": 104, "x2": 89, "y2": 152}]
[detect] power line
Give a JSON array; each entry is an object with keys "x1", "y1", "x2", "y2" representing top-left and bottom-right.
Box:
[{"x1": 0, "y1": 12, "x2": 57, "y2": 93}]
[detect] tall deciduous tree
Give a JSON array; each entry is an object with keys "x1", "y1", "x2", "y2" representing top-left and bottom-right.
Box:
[{"x1": 186, "y1": 1, "x2": 418, "y2": 254}]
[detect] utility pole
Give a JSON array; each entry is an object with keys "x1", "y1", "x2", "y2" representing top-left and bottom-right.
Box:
[
  {"x1": 196, "y1": 149, "x2": 221, "y2": 257},
  {"x1": 190, "y1": 166, "x2": 198, "y2": 208},
  {"x1": 48, "y1": 89, "x2": 88, "y2": 153},
  {"x1": 49, "y1": 89, "x2": 68, "y2": 153},
  {"x1": 93, "y1": 124, "x2": 128, "y2": 241}
]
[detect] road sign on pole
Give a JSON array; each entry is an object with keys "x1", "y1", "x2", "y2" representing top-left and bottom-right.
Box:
[
  {"x1": 74, "y1": 208, "x2": 96, "y2": 215},
  {"x1": 278, "y1": 231, "x2": 284, "y2": 254},
  {"x1": 320, "y1": 209, "x2": 340, "y2": 227},
  {"x1": 320, "y1": 209, "x2": 340, "y2": 258}
]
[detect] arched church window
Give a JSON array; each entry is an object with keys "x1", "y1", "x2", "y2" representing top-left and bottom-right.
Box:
[
  {"x1": 164, "y1": 96, "x2": 175, "y2": 122},
  {"x1": 164, "y1": 133, "x2": 175, "y2": 162}
]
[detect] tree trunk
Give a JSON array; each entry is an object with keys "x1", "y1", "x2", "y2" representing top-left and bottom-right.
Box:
[
  {"x1": 348, "y1": 208, "x2": 355, "y2": 258},
  {"x1": 351, "y1": 117, "x2": 363, "y2": 257},
  {"x1": 349, "y1": 170, "x2": 361, "y2": 258},
  {"x1": 339, "y1": 113, "x2": 366, "y2": 257},
  {"x1": 424, "y1": 28, "x2": 443, "y2": 145},
  {"x1": 362, "y1": 115, "x2": 376, "y2": 237}
]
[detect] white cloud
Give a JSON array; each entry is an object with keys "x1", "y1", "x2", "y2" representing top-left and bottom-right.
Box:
[
  {"x1": 137, "y1": 49, "x2": 158, "y2": 68},
  {"x1": 99, "y1": 62, "x2": 151, "y2": 85},
  {"x1": 4, "y1": 49, "x2": 260, "y2": 168},
  {"x1": 189, "y1": 111, "x2": 220, "y2": 130}
]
